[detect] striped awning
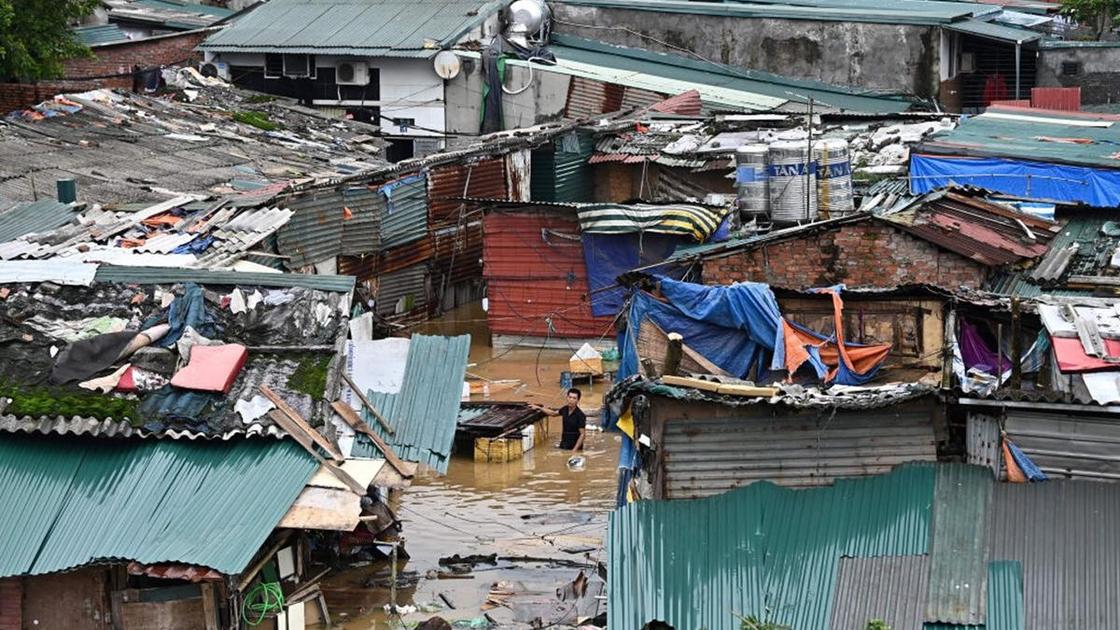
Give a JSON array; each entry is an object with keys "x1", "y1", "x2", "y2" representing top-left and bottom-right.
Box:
[{"x1": 576, "y1": 203, "x2": 727, "y2": 241}]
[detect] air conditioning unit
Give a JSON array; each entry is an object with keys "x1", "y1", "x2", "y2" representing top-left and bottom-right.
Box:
[
  {"x1": 336, "y1": 61, "x2": 370, "y2": 86},
  {"x1": 199, "y1": 61, "x2": 230, "y2": 81}
]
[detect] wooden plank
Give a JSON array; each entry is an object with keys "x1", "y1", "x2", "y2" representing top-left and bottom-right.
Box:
[
  {"x1": 237, "y1": 532, "x2": 291, "y2": 593},
  {"x1": 330, "y1": 401, "x2": 411, "y2": 477},
  {"x1": 660, "y1": 374, "x2": 721, "y2": 392},
  {"x1": 264, "y1": 411, "x2": 366, "y2": 495},
  {"x1": 260, "y1": 385, "x2": 343, "y2": 461},
  {"x1": 200, "y1": 583, "x2": 219, "y2": 630},
  {"x1": 714, "y1": 383, "x2": 779, "y2": 397},
  {"x1": 278, "y1": 487, "x2": 362, "y2": 531},
  {"x1": 340, "y1": 371, "x2": 395, "y2": 435}
]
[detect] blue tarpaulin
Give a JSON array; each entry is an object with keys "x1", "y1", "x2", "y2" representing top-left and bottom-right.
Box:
[
  {"x1": 911, "y1": 154, "x2": 1120, "y2": 207},
  {"x1": 582, "y1": 233, "x2": 684, "y2": 318},
  {"x1": 619, "y1": 278, "x2": 787, "y2": 382}
]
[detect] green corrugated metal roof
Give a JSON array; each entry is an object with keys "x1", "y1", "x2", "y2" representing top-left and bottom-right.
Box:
[
  {"x1": 92, "y1": 265, "x2": 356, "y2": 292},
  {"x1": 555, "y1": 0, "x2": 990, "y2": 26},
  {"x1": 135, "y1": 0, "x2": 234, "y2": 18},
  {"x1": 921, "y1": 110, "x2": 1120, "y2": 169},
  {"x1": 945, "y1": 19, "x2": 1042, "y2": 44},
  {"x1": 0, "y1": 433, "x2": 316, "y2": 577},
  {"x1": 198, "y1": 0, "x2": 503, "y2": 57},
  {"x1": 548, "y1": 35, "x2": 915, "y2": 114},
  {"x1": 362, "y1": 334, "x2": 470, "y2": 473},
  {"x1": 927, "y1": 464, "x2": 995, "y2": 626},
  {"x1": 72, "y1": 24, "x2": 131, "y2": 46},
  {"x1": 984, "y1": 211, "x2": 1113, "y2": 297},
  {"x1": 925, "y1": 561, "x2": 1025, "y2": 630},
  {"x1": 608, "y1": 462, "x2": 936, "y2": 630},
  {"x1": 0, "y1": 199, "x2": 80, "y2": 243}
]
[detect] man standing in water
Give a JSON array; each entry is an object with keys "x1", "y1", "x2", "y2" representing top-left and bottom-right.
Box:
[{"x1": 531, "y1": 388, "x2": 586, "y2": 451}]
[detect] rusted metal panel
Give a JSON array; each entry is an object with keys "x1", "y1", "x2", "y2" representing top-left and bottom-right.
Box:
[
  {"x1": 620, "y1": 86, "x2": 663, "y2": 112},
  {"x1": 339, "y1": 186, "x2": 383, "y2": 256},
  {"x1": 337, "y1": 255, "x2": 377, "y2": 281},
  {"x1": 482, "y1": 212, "x2": 612, "y2": 338},
  {"x1": 564, "y1": 77, "x2": 624, "y2": 119},
  {"x1": 1031, "y1": 87, "x2": 1080, "y2": 111},
  {"x1": 427, "y1": 159, "x2": 507, "y2": 229},
  {"x1": 505, "y1": 149, "x2": 531, "y2": 201},
  {"x1": 457, "y1": 402, "x2": 545, "y2": 438},
  {"x1": 378, "y1": 237, "x2": 433, "y2": 275},
  {"x1": 430, "y1": 220, "x2": 484, "y2": 288}
]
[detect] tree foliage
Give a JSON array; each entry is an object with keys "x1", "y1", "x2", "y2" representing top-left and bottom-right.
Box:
[
  {"x1": 0, "y1": 0, "x2": 98, "y2": 81},
  {"x1": 1061, "y1": 0, "x2": 1119, "y2": 39}
]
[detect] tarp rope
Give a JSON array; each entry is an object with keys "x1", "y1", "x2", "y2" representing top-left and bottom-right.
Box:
[{"x1": 242, "y1": 582, "x2": 285, "y2": 626}]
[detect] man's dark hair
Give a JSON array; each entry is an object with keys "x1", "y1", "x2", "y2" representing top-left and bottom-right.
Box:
[{"x1": 567, "y1": 387, "x2": 582, "y2": 400}]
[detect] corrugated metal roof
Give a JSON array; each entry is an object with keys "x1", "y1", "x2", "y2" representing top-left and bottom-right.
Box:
[
  {"x1": 608, "y1": 462, "x2": 936, "y2": 630},
  {"x1": 379, "y1": 174, "x2": 429, "y2": 249},
  {"x1": 660, "y1": 401, "x2": 938, "y2": 497},
  {"x1": 547, "y1": 35, "x2": 914, "y2": 114},
  {"x1": 0, "y1": 414, "x2": 284, "y2": 441},
  {"x1": 880, "y1": 190, "x2": 1060, "y2": 267},
  {"x1": 363, "y1": 334, "x2": 470, "y2": 473},
  {"x1": 92, "y1": 265, "x2": 356, "y2": 292},
  {"x1": 0, "y1": 199, "x2": 80, "y2": 244},
  {"x1": 0, "y1": 260, "x2": 98, "y2": 285},
  {"x1": 0, "y1": 433, "x2": 316, "y2": 577},
  {"x1": 927, "y1": 463, "x2": 993, "y2": 625},
  {"x1": 198, "y1": 0, "x2": 502, "y2": 56},
  {"x1": 986, "y1": 210, "x2": 1114, "y2": 297},
  {"x1": 830, "y1": 555, "x2": 929, "y2": 630},
  {"x1": 482, "y1": 212, "x2": 612, "y2": 338},
  {"x1": 988, "y1": 478, "x2": 1120, "y2": 629},
  {"x1": 564, "y1": 76, "x2": 625, "y2": 119},
  {"x1": 555, "y1": 0, "x2": 989, "y2": 27},
  {"x1": 531, "y1": 132, "x2": 595, "y2": 203},
  {"x1": 945, "y1": 18, "x2": 1042, "y2": 44},
  {"x1": 920, "y1": 107, "x2": 1120, "y2": 169},
  {"x1": 1002, "y1": 409, "x2": 1120, "y2": 481},
  {"x1": 339, "y1": 186, "x2": 383, "y2": 256},
  {"x1": 924, "y1": 561, "x2": 1026, "y2": 630},
  {"x1": 277, "y1": 189, "x2": 347, "y2": 269},
  {"x1": 71, "y1": 24, "x2": 130, "y2": 46}
]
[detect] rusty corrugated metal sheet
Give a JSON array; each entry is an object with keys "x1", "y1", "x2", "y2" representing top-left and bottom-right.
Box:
[
  {"x1": 880, "y1": 190, "x2": 1060, "y2": 267},
  {"x1": 482, "y1": 212, "x2": 612, "y2": 338},
  {"x1": 620, "y1": 86, "x2": 663, "y2": 112},
  {"x1": 338, "y1": 255, "x2": 377, "y2": 281},
  {"x1": 564, "y1": 77, "x2": 624, "y2": 119},
  {"x1": 431, "y1": 220, "x2": 484, "y2": 288},
  {"x1": 379, "y1": 236, "x2": 433, "y2": 275},
  {"x1": 427, "y1": 159, "x2": 507, "y2": 229},
  {"x1": 1031, "y1": 87, "x2": 1081, "y2": 111}
]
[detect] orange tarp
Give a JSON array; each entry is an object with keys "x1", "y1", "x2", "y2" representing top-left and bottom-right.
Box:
[{"x1": 782, "y1": 289, "x2": 891, "y2": 383}]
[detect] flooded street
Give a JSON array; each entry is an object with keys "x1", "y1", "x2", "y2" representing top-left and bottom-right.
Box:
[{"x1": 317, "y1": 303, "x2": 618, "y2": 628}]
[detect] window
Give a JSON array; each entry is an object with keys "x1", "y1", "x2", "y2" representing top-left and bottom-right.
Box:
[
  {"x1": 264, "y1": 54, "x2": 283, "y2": 78},
  {"x1": 1061, "y1": 61, "x2": 1081, "y2": 77},
  {"x1": 282, "y1": 54, "x2": 315, "y2": 78},
  {"x1": 392, "y1": 117, "x2": 415, "y2": 133}
]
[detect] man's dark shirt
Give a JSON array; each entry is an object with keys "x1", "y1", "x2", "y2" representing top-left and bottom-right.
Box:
[{"x1": 559, "y1": 406, "x2": 586, "y2": 450}]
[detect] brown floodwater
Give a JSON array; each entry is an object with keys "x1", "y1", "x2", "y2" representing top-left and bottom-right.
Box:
[{"x1": 313, "y1": 303, "x2": 618, "y2": 629}]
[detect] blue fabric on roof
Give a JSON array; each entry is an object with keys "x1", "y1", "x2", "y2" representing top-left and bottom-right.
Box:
[
  {"x1": 911, "y1": 154, "x2": 1120, "y2": 207},
  {"x1": 619, "y1": 278, "x2": 786, "y2": 381},
  {"x1": 154, "y1": 283, "x2": 220, "y2": 348},
  {"x1": 1008, "y1": 440, "x2": 1048, "y2": 482},
  {"x1": 582, "y1": 233, "x2": 684, "y2": 318}
]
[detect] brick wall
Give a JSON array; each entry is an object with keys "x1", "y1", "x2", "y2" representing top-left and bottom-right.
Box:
[
  {"x1": 0, "y1": 28, "x2": 212, "y2": 112},
  {"x1": 701, "y1": 220, "x2": 988, "y2": 290},
  {"x1": 0, "y1": 578, "x2": 20, "y2": 630}
]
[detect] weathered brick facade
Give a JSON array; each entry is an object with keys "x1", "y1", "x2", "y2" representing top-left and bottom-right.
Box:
[
  {"x1": 0, "y1": 28, "x2": 212, "y2": 113},
  {"x1": 701, "y1": 220, "x2": 988, "y2": 290}
]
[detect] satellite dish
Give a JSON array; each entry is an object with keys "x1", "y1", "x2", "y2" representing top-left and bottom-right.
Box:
[{"x1": 433, "y1": 50, "x2": 461, "y2": 80}]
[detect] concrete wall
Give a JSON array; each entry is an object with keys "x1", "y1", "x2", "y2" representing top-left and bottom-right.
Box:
[
  {"x1": 700, "y1": 220, "x2": 988, "y2": 290},
  {"x1": 1037, "y1": 45, "x2": 1120, "y2": 105},
  {"x1": 444, "y1": 57, "x2": 571, "y2": 136},
  {"x1": 212, "y1": 52, "x2": 447, "y2": 136},
  {"x1": 550, "y1": 3, "x2": 941, "y2": 98}
]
